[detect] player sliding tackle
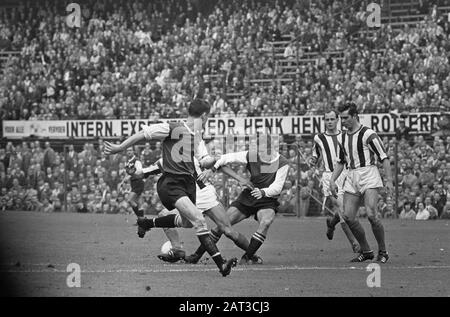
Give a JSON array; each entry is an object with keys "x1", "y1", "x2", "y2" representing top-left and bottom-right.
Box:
[
  {"x1": 104, "y1": 99, "x2": 237, "y2": 277},
  {"x1": 309, "y1": 110, "x2": 360, "y2": 253},
  {"x1": 184, "y1": 135, "x2": 290, "y2": 265},
  {"x1": 330, "y1": 102, "x2": 393, "y2": 263}
]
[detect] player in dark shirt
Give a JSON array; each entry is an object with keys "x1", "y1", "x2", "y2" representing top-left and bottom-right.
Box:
[
  {"x1": 185, "y1": 135, "x2": 290, "y2": 265},
  {"x1": 104, "y1": 99, "x2": 237, "y2": 277}
]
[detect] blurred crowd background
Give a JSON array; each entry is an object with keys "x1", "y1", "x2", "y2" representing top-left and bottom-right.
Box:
[
  {"x1": 1, "y1": 134, "x2": 449, "y2": 219},
  {"x1": 1, "y1": 0, "x2": 450, "y2": 219},
  {"x1": 0, "y1": 0, "x2": 449, "y2": 120}
]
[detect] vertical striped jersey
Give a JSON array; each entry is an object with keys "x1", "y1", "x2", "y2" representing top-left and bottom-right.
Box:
[
  {"x1": 337, "y1": 125, "x2": 388, "y2": 169},
  {"x1": 312, "y1": 131, "x2": 345, "y2": 172}
]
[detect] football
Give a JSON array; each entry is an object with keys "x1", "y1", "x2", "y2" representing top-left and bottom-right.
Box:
[{"x1": 160, "y1": 241, "x2": 172, "y2": 254}]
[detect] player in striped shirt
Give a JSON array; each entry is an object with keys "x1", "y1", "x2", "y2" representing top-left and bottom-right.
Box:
[
  {"x1": 104, "y1": 99, "x2": 237, "y2": 276},
  {"x1": 330, "y1": 102, "x2": 393, "y2": 263},
  {"x1": 310, "y1": 110, "x2": 360, "y2": 253}
]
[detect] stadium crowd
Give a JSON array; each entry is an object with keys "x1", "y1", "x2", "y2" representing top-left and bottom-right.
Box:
[
  {"x1": 0, "y1": 0, "x2": 449, "y2": 121},
  {"x1": 0, "y1": 0, "x2": 449, "y2": 219},
  {"x1": 1, "y1": 134, "x2": 449, "y2": 220}
]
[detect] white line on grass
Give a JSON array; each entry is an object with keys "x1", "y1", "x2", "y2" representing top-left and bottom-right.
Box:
[{"x1": 1, "y1": 264, "x2": 450, "y2": 274}]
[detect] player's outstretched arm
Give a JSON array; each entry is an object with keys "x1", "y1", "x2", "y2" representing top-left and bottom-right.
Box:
[
  {"x1": 104, "y1": 124, "x2": 170, "y2": 155},
  {"x1": 104, "y1": 132, "x2": 145, "y2": 155},
  {"x1": 212, "y1": 151, "x2": 248, "y2": 171},
  {"x1": 199, "y1": 156, "x2": 216, "y2": 169},
  {"x1": 220, "y1": 165, "x2": 254, "y2": 190}
]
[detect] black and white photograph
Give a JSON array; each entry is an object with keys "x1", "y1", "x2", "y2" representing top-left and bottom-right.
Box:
[{"x1": 0, "y1": 0, "x2": 449, "y2": 301}]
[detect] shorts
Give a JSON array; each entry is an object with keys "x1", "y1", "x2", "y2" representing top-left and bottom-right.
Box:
[
  {"x1": 343, "y1": 165, "x2": 383, "y2": 196},
  {"x1": 131, "y1": 178, "x2": 145, "y2": 196},
  {"x1": 196, "y1": 184, "x2": 220, "y2": 212},
  {"x1": 322, "y1": 170, "x2": 347, "y2": 197},
  {"x1": 230, "y1": 190, "x2": 279, "y2": 220},
  {"x1": 157, "y1": 173, "x2": 196, "y2": 211}
]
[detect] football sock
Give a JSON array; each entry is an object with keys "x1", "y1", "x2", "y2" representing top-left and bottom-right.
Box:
[
  {"x1": 192, "y1": 229, "x2": 221, "y2": 258},
  {"x1": 346, "y1": 219, "x2": 371, "y2": 252},
  {"x1": 197, "y1": 229, "x2": 225, "y2": 270},
  {"x1": 152, "y1": 214, "x2": 177, "y2": 228},
  {"x1": 132, "y1": 205, "x2": 144, "y2": 217},
  {"x1": 330, "y1": 212, "x2": 340, "y2": 228},
  {"x1": 244, "y1": 232, "x2": 265, "y2": 258},
  {"x1": 368, "y1": 217, "x2": 386, "y2": 252},
  {"x1": 174, "y1": 214, "x2": 184, "y2": 227}
]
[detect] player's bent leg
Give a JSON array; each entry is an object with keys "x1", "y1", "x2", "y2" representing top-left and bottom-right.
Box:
[
  {"x1": 240, "y1": 208, "x2": 275, "y2": 265},
  {"x1": 343, "y1": 192, "x2": 374, "y2": 262},
  {"x1": 364, "y1": 189, "x2": 388, "y2": 263},
  {"x1": 174, "y1": 197, "x2": 237, "y2": 276},
  {"x1": 185, "y1": 206, "x2": 248, "y2": 264},
  {"x1": 226, "y1": 206, "x2": 250, "y2": 226},
  {"x1": 206, "y1": 204, "x2": 250, "y2": 252}
]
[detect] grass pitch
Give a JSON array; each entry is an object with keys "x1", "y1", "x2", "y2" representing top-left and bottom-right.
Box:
[{"x1": 0, "y1": 211, "x2": 448, "y2": 296}]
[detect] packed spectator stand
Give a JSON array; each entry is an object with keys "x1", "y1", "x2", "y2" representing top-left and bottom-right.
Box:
[{"x1": 0, "y1": 0, "x2": 449, "y2": 219}]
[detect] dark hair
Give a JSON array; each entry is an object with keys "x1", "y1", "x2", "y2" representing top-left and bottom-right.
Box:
[
  {"x1": 188, "y1": 99, "x2": 211, "y2": 117},
  {"x1": 323, "y1": 109, "x2": 339, "y2": 119},
  {"x1": 337, "y1": 102, "x2": 359, "y2": 116}
]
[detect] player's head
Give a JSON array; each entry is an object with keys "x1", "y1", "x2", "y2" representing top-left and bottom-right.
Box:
[
  {"x1": 126, "y1": 147, "x2": 135, "y2": 158},
  {"x1": 188, "y1": 98, "x2": 211, "y2": 128},
  {"x1": 323, "y1": 109, "x2": 339, "y2": 132},
  {"x1": 337, "y1": 102, "x2": 359, "y2": 130}
]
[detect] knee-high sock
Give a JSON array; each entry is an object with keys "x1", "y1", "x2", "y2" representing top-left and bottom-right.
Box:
[
  {"x1": 192, "y1": 229, "x2": 221, "y2": 258},
  {"x1": 132, "y1": 205, "x2": 144, "y2": 217},
  {"x1": 197, "y1": 229, "x2": 224, "y2": 270},
  {"x1": 329, "y1": 212, "x2": 340, "y2": 228},
  {"x1": 345, "y1": 219, "x2": 371, "y2": 252},
  {"x1": 244, "y1": 232, "x2": 266, "y2": 258},
  {"x1": 145, "y1": 214, "x2": 177, "y2": 228},
  {"x1": 368, "y1": 217, "x2": 386, "y2": 252}
]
